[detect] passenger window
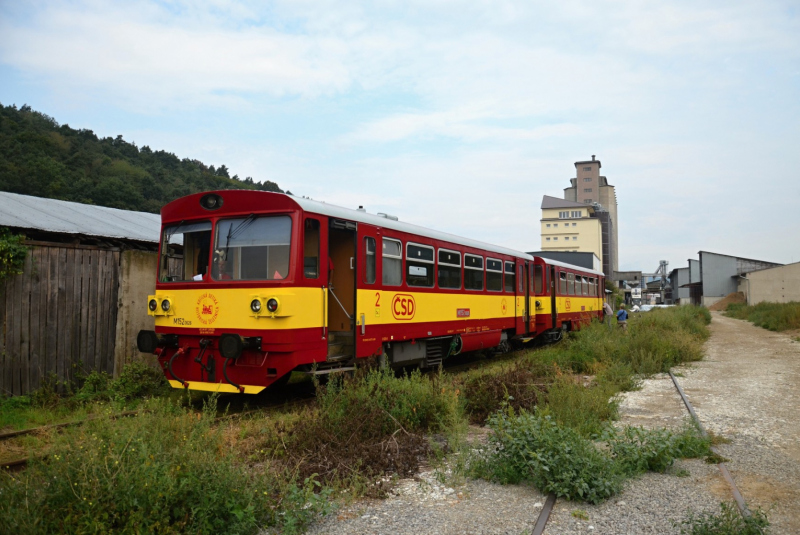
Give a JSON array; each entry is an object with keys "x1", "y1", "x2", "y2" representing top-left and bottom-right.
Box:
[
  {"x1": 407, "y1": 243, "x2": 434, "y2": 287},
  {"x1": 382, "y1": 238, "x2": 402, "y2": 286},
  {"x1": 303, "y1": 218, "x2": 320, "y2": 279},
  {"x1": 487, "y1": 259, "x2": 503, "y2": 292},
  {"x1": 559, "y1": 271, "x2": 567, "y2": 295},
  {"x1": 534, "y1": 265, "x2": 543, "y2": 294},
  {"x1": 568, "y1": 273, "x2": 575, "y2": 295},
  {"x1": 582, "y1": 276, "x2": 589, "y2": 296},
  {"x1": 464, "y1": 254, "x2": 483, "y2": 290},
  {"x1": 438, "y1": 249, "x2": 461, "y2": 289},
  {"x1": 364, "y1": 237, "x2": 376, "y2": 284},
  {"x1": 504, "y1": 262, "x2": 515, "y2": 293}
]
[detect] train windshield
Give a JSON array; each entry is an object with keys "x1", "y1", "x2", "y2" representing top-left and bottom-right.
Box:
[
  {"x1": 159, "y1": 220, "x2": 212, "y2": 282},
  {"x1": 213, "y1": 215, "x2": 292, "y2": 281}
]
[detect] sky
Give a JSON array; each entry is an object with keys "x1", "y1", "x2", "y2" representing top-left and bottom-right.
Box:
[{"x1": 1, "y1": 0, "x2": 799, "y2": 271}]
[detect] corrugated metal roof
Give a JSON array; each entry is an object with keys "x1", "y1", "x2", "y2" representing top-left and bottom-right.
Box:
[{"x1": 0, "y1": 191, "x2": 161, "y2": 243}]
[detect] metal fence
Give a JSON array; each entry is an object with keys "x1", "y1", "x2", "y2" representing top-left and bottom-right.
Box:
[{"x1": 0, "y1": 243, "x2": 120, "y2": 396}]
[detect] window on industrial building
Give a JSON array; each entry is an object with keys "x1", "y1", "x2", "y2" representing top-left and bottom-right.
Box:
[
  {"x1": 583, "y1": 166, "x2": 591, "y2": 171},
  {"x1": 567, "y1": 273, "x2": 575, "y2": 295},
  {"x1": 558, "y1": 211, "x2": 568, "y2": 218},
  {"x1": 584, "y1": 188, "x2": 592, "y2": 193},
  {"x1": 382, "y1": 238, "x2": 402, "y2": 286},
  {"x1": 584, "y1": 200, "x2": 592, "y2": 204},
  {"x1": 554, "y1": 237, "x2": 558, "y2": 241},
  {"x1": 406, "y1": 243, "x2": 434, "y2": 287},
  {"x1": 554, "y1": 223, "x2": 558, "y2": 227},
  {"x1": 572, "y1": 223, "x2": 577, "y2": 226},
  {"x1": 546, "y1": 237, "x2": 551, "y2": 241},
  {"x1": 583, "y1": 177, "x2": 592, "y2": 182},
  {"x1": 573, "y1": 237, "x2": 577, "y2": 240},
  {"x1": 559, "y1": 271, "x2": 567, "y2": 294},
  {"x1": 534, "y1": 264, "x2": 543, "y2": 294},
  {"x1": 571, "y1": 211, "x2": 581, "y2": 218},
  {"x1": 504, "y1": 262, "x2": 515, "y2": 292},
  {"x1": 486, "y1": 259, "x2": 503, "y2": 291},
  {"x1": 364, "y1": 237, "x2": 376, "y2": 284},
  {"x1": 464, "y1": 254, "x2": 483, "y2": 290},
  {"x1": 438, "y1": 249, "x2": 461, "y2": 289}
]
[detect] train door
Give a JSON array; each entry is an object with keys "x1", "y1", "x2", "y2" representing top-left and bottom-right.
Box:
[
  {"x1": 550, "y1": 266, "x2": 558, "y2": 328},
  {"x1": 327, "y1": 219, "x2": 357, "y2": 363},
  {"x1": 356, "y1": 226, "x2": 382, "y2": 358},
  {"x1": 516, "y1": 260, "x2": 528, "y2": 335},
  {"x1": 302, "y1": 216, "x2": 328, "y2": 357}
]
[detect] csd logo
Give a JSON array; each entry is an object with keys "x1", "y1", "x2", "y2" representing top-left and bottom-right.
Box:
[{"x1": 392, "y1": 294, "x2": 416, "y2": 320}]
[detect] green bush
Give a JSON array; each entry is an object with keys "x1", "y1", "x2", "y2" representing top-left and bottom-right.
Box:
[
  {"x1": 472, "y1": 409, "x2": 711, "y2": 504},
  {"x1": 0, "y1": 397, "x2": 330, "y2": 534},
  {"x1": 111, "y1": 361, "x2": 169, "y2": 400},
  {"x1": 473, "y1": 408, "x2": 623, "y2": 504},
  {"x1": 725, "y1": 301, "x2": 800, "y2": 332}
]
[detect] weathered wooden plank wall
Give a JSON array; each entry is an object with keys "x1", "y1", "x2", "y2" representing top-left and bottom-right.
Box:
[{"x1": 0, "y1": 244, "x2": 121, "y2": 396}]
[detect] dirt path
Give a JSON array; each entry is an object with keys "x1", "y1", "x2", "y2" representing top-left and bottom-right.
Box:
[{"x1": 674, "y1": 312, "x2": 800, "y2": 534}]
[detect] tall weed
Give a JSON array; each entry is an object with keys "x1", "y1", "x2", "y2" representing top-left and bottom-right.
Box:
[{"x1": 726, "y1": 301, "x2": 800, "y2": 331}]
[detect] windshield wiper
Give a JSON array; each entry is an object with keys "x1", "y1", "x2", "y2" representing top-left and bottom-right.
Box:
[{"x1": 224, "y1": 213, "x2": 256, "y2": 250}]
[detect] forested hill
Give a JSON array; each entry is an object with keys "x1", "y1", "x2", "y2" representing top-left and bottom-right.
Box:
[{"x1": 0, "y1": 103, "x2": 285, "y2": 213}]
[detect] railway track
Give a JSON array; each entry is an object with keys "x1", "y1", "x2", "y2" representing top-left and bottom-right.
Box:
[{"x1": 525, "y1": 371, "x2": 760, "y2": 534}]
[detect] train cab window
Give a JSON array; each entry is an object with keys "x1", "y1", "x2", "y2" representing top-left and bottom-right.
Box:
[
  {"x1": 559, "y1": 271, "x2": 567, "y2": 294},
  {"x1": 303, "y1": 218, "x2": 320, "y2": 279},
  {"x1": 464, "y1": 254, "x2": 483, "y2": 290},
  {"x1": 567, "y1": 273, "x2": 575, "y2": 295},
  {"x1": 214, "y1": 216, "x2": 292, "y2": 280},
  {"x1": 582, "y1": 276, "x2": 589, "y2": 296},
  {"x1": 504, "y1": 262, "x2": 516, "y2": 293},
  {"x1": 534, "y1": 265, "x2": 543, "y2": 294},
  {"x1": 407, "y1": 243, "x2": 434, "y2": 287},
  {"x1": 486, "y1": 259, "x2": 503, "y2": 291},
  {"x1": 160, "y1": 220, "x2": 212, "y2": 282},
  {"x1": 438, "y1": 249, "x2": 461, "y2": 289},
  {"x1": 382, "y1": 238, "x2": 403, "y2": 286},
  {"x1": 364, "y1": 237, "x2": 376, "y2": 284}
]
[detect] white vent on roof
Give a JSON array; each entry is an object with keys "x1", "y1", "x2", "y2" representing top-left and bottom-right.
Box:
[{"x1": 377, "y1": 213, "x2": 399, "y2": 221}]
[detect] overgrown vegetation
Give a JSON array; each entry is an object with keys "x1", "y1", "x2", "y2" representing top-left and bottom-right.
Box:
[
  {"x1": 676, "y1": 502, "x2": 770, "y2": 535},
  {"x1": 470, "y1": 407, "x2": 711, "y2": 504},
  {"x1": 0, "y1": 397, "x2": 331, "y2": 534},
  {"x1": 0, "y1": 227, "x2": 28, "y2": 282},
  {"x1": 0, "y1": 103, "x2": 284, "y2": 213},
  {"x1": 259, "y1": 369, "x2": 464, "y2": 497},
  {"x1": 725, "y1": 301, "x2": 800, "y2": 332}
]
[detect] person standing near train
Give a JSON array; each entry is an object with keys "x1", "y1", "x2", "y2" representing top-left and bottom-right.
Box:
[
  {"x1": 616, "y1": 303, "x2": 628, "y2": 333},
  {"x1": 603, "y1": 301, "x2": 614, "y2": 330}
]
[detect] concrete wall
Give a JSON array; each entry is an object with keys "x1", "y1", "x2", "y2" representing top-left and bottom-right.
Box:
[
  {"x1": 740, "y1": 262, "x2": 800, "y2": 305},
  {"x1": 113, "y1": 250, "x2": 157, "y2": 375},
  {"x1": 670, "y1": 267, "x2": 690, "y2": 303}
]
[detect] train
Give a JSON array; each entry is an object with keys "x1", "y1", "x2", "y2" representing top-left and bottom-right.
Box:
[{"x1": 136, "y1": 190, "x2": 605, "y2": 394}]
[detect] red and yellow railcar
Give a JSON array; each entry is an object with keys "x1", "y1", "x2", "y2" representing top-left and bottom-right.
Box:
[{"x1": 137, "y1": 191, "x2": 605, "y2": 394}]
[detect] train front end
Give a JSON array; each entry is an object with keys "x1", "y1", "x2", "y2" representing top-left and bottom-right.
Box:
[{"x1": 136, "y1": 191, "x2": 320, "y2": 394}]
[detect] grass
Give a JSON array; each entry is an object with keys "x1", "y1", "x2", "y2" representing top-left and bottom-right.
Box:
[
  {"x1": 725, "y1": 301, "x2": 800, "y2": 332},
  {"x1": 0, "y1": 396, "x2": 332, "y2": 534},
  {"x1": 677, "y1": 502, "x2": 770, "y2": 534}
]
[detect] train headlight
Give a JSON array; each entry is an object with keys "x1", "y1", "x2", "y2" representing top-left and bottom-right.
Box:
[
  {"x1": 266, "y1": 298, "x2": 279, "y2": 313},
  {"x1": 161, "y1": 299, "x2": 171, "y2": 312},
  {"x1": 250, "y1": 299, "x2": 262, "y2": 313},
  {"x1": 149, "y1": 299, "x2": 158, "y2": 312},
  {"x1": 200, "y1": 193, "x2": 223, "y2": 211}
]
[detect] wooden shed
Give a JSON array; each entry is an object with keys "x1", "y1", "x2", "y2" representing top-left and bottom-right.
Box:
[{"x1": 0, "y1": 192, "x2": 160, "y2": 396}]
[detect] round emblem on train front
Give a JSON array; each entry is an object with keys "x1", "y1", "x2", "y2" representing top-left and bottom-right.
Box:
[{"x1": 195, "y1": 293, "x2": 220, "y2": 325}]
